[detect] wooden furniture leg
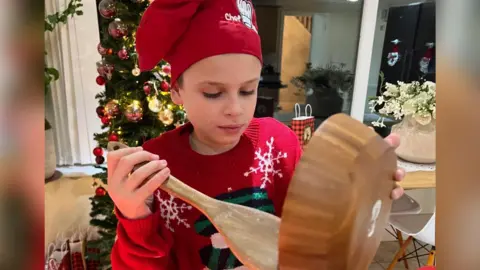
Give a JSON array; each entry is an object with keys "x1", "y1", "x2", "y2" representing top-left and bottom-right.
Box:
[
  {"x1": 426, "y1": 247, "x2": 436, "y2": 266},
  {"x1": 387, "y1": 236, "x2": 413, "y2": 270},
  {"x1": 396, "y1": 229, "x2": 410, "y2": 269}
]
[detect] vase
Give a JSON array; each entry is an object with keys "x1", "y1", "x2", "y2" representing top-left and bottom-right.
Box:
[
  {"x1": 391, "y1": 115, "x2": 436, "y2": 163},
  {"x1": 45, "y1": 128, "x2": 57, "y2": 179}
]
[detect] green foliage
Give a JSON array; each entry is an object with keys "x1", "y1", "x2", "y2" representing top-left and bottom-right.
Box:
[
  {"x1": 291, "y1": 62, "x2": 355, "y2": 97},
  {"x1": 44, "y1": 0, "x2": 83, "y2": 130},
  {"x1": 45, "y1": 0, "x2": 83, "y2": 32},
  {"x1": 44, "y1": 67, "x2": 59, "y2": 92},
  {"x1": 44, "y1": 64, "x2": 58, "y2": 130}
]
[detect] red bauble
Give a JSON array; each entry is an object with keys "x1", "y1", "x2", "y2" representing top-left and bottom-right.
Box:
[
  {"x1": 95, "y1": 155, "x2": 105, "y2": 165},
  {"x1": 99, "y1": 8, "x2": 115, "y2": 19},
  {"x1": 97, "y1": 43, "x2": 107, "y2": 55},
  {"x1": 143, "y1": 83, "x2": 151, "y2": 95},
  {"x1": 108, "y1": 133, "x2": 119, "y2": 141},
  {"x1": 162, "y1": 65, "x2": 171, "y2": 74},
  {"x1": 98, "y1": 0, "x2": 116, "y2": 19},
  {"x1": 160, "y1": 81, "x2": 169, "y2": 91},
  {"x1": 96, "y1": 76, "x2": 106, "y2": 85},
  {"x1": 108, "y1": 19, "x2": 128, "y2": 39},
  {"x1": 96, "y1": 60, "x2": 114, "y2": 79},
  {"x1": 101, "y1": 116, "x2": 110, "y2": 125},
  {"x1": 107, "y1": 48, "x2": 113, "y2": 55},
  {"x1": 95, "y1": 186, "x2": 107, "y2": 196},
  {"x1": 117, "y1": 47, "x2": 129, "y2": 60},
  {"x1": 96, "y1": 106, "x2": 105, "y2": 117},
  {"x1": 93, "y1": 147, "x2": 103, "y2": 157}
]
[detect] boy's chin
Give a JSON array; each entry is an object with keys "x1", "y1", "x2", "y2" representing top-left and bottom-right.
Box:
[
  {"x1": 215, "y1": 136, "x2": 242, "y2": 145},
  {"x1": 211, "y1": 134, "x2": 243, "y2": 148}
]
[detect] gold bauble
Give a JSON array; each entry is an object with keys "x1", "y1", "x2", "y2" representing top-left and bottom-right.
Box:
[
  {"x1": 148, "y1": 96, "x2": 162, "y2": 113},
  {"x1": 132, "y1": 66, "x2": 141, "y2": 76},
  {"x1": 124, "y1": 100, "x2": 143, "y2": 122},
  {"x1": 158, "y1": 108, "x2": 174, "y2": 125},
  {"x1": 104, "y1": 99, "x2": 120, "y2": 117}
]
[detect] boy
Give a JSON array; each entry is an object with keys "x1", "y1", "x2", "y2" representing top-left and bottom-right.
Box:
[{"x1": 107, "y1": 0, "x2": 405, "y2": 269}]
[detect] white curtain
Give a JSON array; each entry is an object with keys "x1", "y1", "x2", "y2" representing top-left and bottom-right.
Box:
[
  {"x1": 0, "y1": 1, "x2": 16, "y2": 157},
  {"x1": 45, "y1": 0, "x2": 104, "y2": 165}
]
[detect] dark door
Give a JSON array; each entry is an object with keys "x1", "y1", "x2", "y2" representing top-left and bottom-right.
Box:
[
  {"x1": 377, "y1": 4, "x2": 421, "y2": 95},
  {"x1": 408, "y1": 2, "x2": 436, "y2": 82}
]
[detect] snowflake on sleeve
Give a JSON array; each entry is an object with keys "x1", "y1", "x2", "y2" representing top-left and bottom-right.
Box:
[
  {"x1": 244, "y1": 137, "x2": 288, "y2": 188},
  {"x1": 155, "y1": 190, "x2": 192, "y2": 232}
]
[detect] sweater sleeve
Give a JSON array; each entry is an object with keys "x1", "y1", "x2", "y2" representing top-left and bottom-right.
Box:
[
  {"x1": 110, "y1": 205, "x2": 176, "y2": 269},
  {"x1": 110, "y1": 138, "x2": 176, "y2": 269},
  {"x1": 275, "y1": 134, "x2": 302, "y2": 217},
  {"x1": 258, "y1": 118, "x2": 303, "y2": 217}
]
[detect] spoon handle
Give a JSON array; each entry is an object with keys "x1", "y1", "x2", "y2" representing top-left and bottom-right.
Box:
[{"x1": 161, "y1": 174, "x2": 216, "y2": 214}]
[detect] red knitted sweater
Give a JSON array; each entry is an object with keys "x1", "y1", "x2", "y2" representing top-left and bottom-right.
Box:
[{"x1": 111, "y1": 117, "x2": 302, "y2": 270}]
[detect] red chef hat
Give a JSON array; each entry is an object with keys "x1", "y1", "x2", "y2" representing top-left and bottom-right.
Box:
[{"x1": 136, "y1": 0, "x2": 263, "y2": 85}]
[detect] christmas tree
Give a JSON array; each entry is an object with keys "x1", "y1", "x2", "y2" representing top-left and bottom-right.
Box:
[{"x1": 87, "y1": 0, "x2": 186, "y2": 268}]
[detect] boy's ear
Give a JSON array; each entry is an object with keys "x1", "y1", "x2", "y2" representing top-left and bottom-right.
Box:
[{"x1": 170, "y1": 83, "x2": 183, "y2": 105}]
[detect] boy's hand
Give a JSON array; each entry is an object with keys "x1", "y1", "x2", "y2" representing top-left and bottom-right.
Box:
[
  {"x1": 107, "y1": 147, "x2": 171, "y2": 220},
  {"x1": 369, "y1": 127, "x2": 405, "y2": 200},
  {"x1": 383, "y1": 133, "x2": 405, "y2": 200}
]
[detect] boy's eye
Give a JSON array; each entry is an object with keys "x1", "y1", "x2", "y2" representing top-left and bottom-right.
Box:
[
  {"x1": 240, "y1": 90, "x2": 256, "y2": 96},
  {"x1": 203, "y1": 92, "x2": 221, "y2": 99},
  {"x1": 202, "y1": 90, "x2": 255, "y2": 99}
]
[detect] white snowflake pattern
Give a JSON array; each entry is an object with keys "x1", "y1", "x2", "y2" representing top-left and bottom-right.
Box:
[
  {"x1": 155, "y1": 190, "x2": 192, "y2": 232},
  {"x1": 244, "y1": 137, "x2": 288, "y2": 188}
]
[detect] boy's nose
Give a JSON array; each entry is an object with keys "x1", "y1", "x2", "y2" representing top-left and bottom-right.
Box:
[{"x1": 224, "y1": 100, "x2": 243, "y2": 117}]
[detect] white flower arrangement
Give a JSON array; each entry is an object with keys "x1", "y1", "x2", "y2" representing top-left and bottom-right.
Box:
[{"x1": 369, "y1": 80, "x2": 436, "y2": 127}]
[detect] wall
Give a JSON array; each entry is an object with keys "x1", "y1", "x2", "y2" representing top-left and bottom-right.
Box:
[
  {"x1": 255, "y1": 6, "x2": 283, "y2": 70},
  {"x1": 310, "y1": 13, "x2": 361, "y2": 71},
  {"x1": 364, "y1": 1, "x2": 390, "y2": 114},
  {"x1": 309, "y1": 14, "x2": 329, "y2": 68},
  {"x1": 279, "y1": 16, "x2": 311, "y2": 112}
]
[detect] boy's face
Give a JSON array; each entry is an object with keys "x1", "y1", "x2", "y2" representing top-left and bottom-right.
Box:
[{"x1": 171, "y1": 54, "x2": 261, "y2": 148}]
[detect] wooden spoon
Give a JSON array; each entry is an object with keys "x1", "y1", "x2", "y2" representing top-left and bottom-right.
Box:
[{"x1": 107, "y1": 142, "x2": 281, "y2": 270}]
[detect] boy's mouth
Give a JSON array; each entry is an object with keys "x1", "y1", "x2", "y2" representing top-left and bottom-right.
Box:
[
  {"x1": 218, "y1": 124, "x2": 244, "y2": 132},
  {"x1": 219, "y1": 124, "x2": 243, "y2": 129}
]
